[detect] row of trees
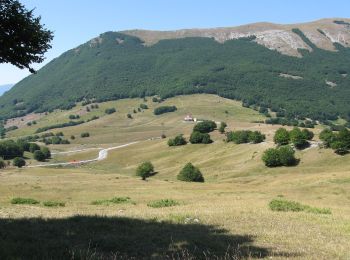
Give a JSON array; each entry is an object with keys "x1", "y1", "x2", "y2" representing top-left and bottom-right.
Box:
[
  {"x1": 136, "y1": 161, "x2": 204, "y2": 182},
  {"x1": 274, "y1": 127, "x2": 314, "y2": 149},
  {"x1": 319, "y1": 128, "x2": 350, "y2": 155},
  {"x1": 154, "y1": 106, "x2": 177, "y2": 115},
  {"x1": 226, "y1": 130, "x2": 265, "y2": 144}
]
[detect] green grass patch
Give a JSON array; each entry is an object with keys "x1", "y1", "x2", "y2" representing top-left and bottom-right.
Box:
[
  {"x1": 43, "y1": 201, "x2": 66, "y2": 207},
  {"x1": 269, "y1": 199, "x2": 331, "y2": 214},
  {"x1": 91, "y1": 197, "x2": 133, "y2": 206},
  {"x1": 147, "y1": 199, "x2": 180, "y2": 208},
  {"x1": 11, "y1": 197, "x2": 40, "y2": 205}
]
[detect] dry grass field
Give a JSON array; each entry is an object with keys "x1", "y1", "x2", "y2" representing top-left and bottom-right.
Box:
[{"x1": 0, "y1": 94, "x2": 349, "y2": 259}]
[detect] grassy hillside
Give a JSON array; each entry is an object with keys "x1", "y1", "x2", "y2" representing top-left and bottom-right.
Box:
[
  {"x1": 0, "y1": 94, "x2": 349, "y2": 258},
  {"x1": 1, "y1": 29, "x2": 350, "y2": 123}
]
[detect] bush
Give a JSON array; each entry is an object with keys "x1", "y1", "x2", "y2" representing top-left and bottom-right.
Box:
[
  {"x1": 105, "y1": 108, "x2": 116, "y2": 114},
  {"x1": 289, "y1": 127, "x2": 308, "y2": 149},
  {"x1": 273, "y1": 128, "x2": 290, "y2": 145},
  {"x1": 13, "y1": 157, "x2": 26, "y2": 168},
  {"x1": 219, "y1": 122, "x2": 227, "y2": 134},
  {"x1": 91, "y1": 197, "x2": 133, "y2": 205},
  {"x1": 11, "y1": 197, "x2": 39, "y2": 205},
  {"x1": 177, "y1": 163, "x2": 204, "y2": 182},
  {"x1": 80, "y1": 132, "x2": 90, "y2": 138},
  {"x1": 301, "y1": 129, "x2": 314, "y2": 140},
  {"x1": 193, "y1": 120, "x2": 216, "y2": 133},
  {"x1": 0, "y1": 140, "x2": 24, "y2": 159},
  {"x1": 40, "y1": 147, "x2": 51, "y2": 159},
  {"x1": 269, "y1": 199, "x2": 331, "y2": 214},
  {"x1": 69, "y1": 114, "x2": 80, "y2": 120},
  {"x1": 248, "y1": 131, "x2": 266, "y2": 143},
  {"x1": 154, "y1": 106, "x2": 177, "y2": 115},
  {"x1": 70, "y1": 135, "x2": 75, "y2": 140},
  {"x1": 136, "y1": 161, "x2": 154, "y2": 180},
  {"x1": 262, "y1": 146, "x2": 297, "y2": 167},
  {"x1": 33, "y1": 150, "x2": 46, "y2": 161},
  {"x1": 226, "y1": 130, "x2": 265, "y2": 144},
  {"x1": 147, "y1": 199, "x2": 180, "y2": 208},
  {"x1": 43, "y1": 201, "x2": 65, "y2": 207},
  {"x1": 29, "y1": 143, "x2": 40, "y2": 153},
  {"x1": 0, "y1": 157, "x2": 6, "y2": 169},
  {"x1": 189, "y1": 131, "x2": 212, "y2": 144},
  {"x1": 127, "y1": 113, "x2": 132, "y2": 119},
  {"x1": 140, "y1": 103, "x2": 148, "y2": 109},
  {"x1": 168, "y1": 134, "x2": 187, "y2": 146}
]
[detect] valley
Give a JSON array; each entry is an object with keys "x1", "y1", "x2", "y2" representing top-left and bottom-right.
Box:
[{"x1": 0, "y1": 94, "x2": 349, "y2": 259}]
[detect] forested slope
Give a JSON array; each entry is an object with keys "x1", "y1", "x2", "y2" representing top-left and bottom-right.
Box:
[{"x1": 1, "y1": 29, "x2": 349, "y2": 122}]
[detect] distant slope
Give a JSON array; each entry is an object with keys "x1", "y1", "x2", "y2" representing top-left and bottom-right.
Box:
[
  {"x1": 0, "y1": 84, "x2": 13, "y2": 96},
  {"x1": 0, "y1": 19, "x2": 349, "y2": 122}
]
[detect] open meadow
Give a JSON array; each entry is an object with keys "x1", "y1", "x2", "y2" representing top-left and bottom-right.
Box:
[{"x1": 0, "y1": 94, "x2": 349, "y2": 259}]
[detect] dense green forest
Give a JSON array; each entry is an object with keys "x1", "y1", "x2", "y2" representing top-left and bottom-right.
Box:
[{"x1": 0, "y1": 30, "x2": 349, "y2": 122}]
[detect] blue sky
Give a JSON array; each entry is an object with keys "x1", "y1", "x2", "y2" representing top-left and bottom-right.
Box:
[{"x1": 1, "y1": 0, "x2": 350, "y2": 85}]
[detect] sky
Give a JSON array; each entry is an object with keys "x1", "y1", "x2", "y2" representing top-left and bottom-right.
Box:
[{"x1": 1, "y1": 0, "x2": 350, "y2": 85}]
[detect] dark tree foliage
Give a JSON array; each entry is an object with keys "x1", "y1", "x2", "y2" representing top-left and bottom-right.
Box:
[
  {"x1": 40, "y1": 146, "x2": 50, "y2": 159},
  {"x1": 273, "y1": 128, "x2": 290, "y2": 146},
  {"x1": 136, "y1": 161, "x2": 154, "y2": 180},
  {"x1": 154, "y1": 106, "x2": 177, "y2": 115},
  {"x1": 139, "y1": 104, "x2": 148, "y2": 109},
  {"x1": 226, "y1": 130, "x2": 265, "y2": 144},
  {"x1": 189, "y1": 131, "x2": 212, "y2": 144},
  {"x1": 105, "y1": 108, "x2": 116, "y2": 114},
  {"x1": 28, "y1": 142, "x2": 40, "y2": 153},
  {"x1": 33, "y1": 150, "x2": 45, "y2": 161},
  {"x1": 177, "y1": 162, "x2": 204, "y2": 182},
  {"x1": 0, "y1": 140, "x2": 23, "y2": 159},
  {"x1": 218, "y1": 122, "x2": 227, "y2": 134},
  {"x1": 320, "y1": 128, "x2": 350, "y2": 155},
  {"x1": 0, "y1": 0, "x2": 53, "y2": 72},
  {"x1": 289, "y1": 127, "x2": 309, "y2": 149},
  {"x1": 193, "y1": 121, "x2": 217, "y2": 133},
  {"x1": 13, "y1": 156, "x2": 25, "y2": 167}
]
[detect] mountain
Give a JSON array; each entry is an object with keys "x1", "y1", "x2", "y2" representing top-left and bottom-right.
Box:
[
  {"x1": 0, "y1": 18, "x2": 350, "y2": 122},
  {"x1": 0, "y1": 84, "x2": 13, "y2": 96}
]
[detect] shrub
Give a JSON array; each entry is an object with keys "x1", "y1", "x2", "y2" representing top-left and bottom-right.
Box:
[
  {"x1": 91, "y1": 197, "x2": 132, "y2": 205},
  {"x1": 226, "y1": 130, "x2": 265, "y2": 144},
  {"x1": 269, "y1": 199, "x2": 331, "y2": 214},
  {"x1": 0, "y1": 140, "x2": 24, "y2": 159},
  {"x1": 154, "y1": 106, "x2": 177, "y2": 115},
  {"x1": 193, "y1": 120, "x2": 216, "y2": 133},
  {"x1": 29, "y1": 143, "x2": 40, "y2": 153},
  {"x1": 136, "y1": 161, "x2": 154, "y2": 180},
  {"x1": 0, "y1": 157, "x2": 6, "y2": 169},
  {"x1": 189, "y1": 131, "x2": 212, "y2": 144},
  {"x1": 69, "y1": 114, "x2": 80, "y2": 120},
  {"x1": 11, "y1": 197, "x2": 39, "y2": 205},
  {"x1": 34, "y1": 150, "x2": 46, "y2": 161},
  {"x1": 219, "y1": 122, "x2": 227, "y2": 134},
  {"x1": 13, "y1": 157, "x2": 25, "y2": 168},
  {"x1": 168, "y1": 134, "x2": 187, "y2": 146},
  {"x1": 147, "y1": 199, "x2": 180, "y2": 208},
  {"x1": 273, "y1": 128, "x2": 290, "y2": 145},
  {"x1": 289, "y1": 127, "x2": 308, "y2": 149},
  {"x1": 177, "y1": 163, "x2": 204, "y2": 182},
  {"x1": 40, "y1": 147, "x2": 51, "y2": 159},
  {"x1": 248, "y1": 131, "x2": 266, "y2": 143},
  {"x1": 262, "y1": 146, "x2": 297, "y2": 167},
  {"x1": 80, "y1": 132, "x2": 90, "y2": 138},
  {"x1": 35, "y1": 121, "x2": 84, "y2": 133},
  {"x1": 43, "y1": 201, "x2": 65, "y2": 207},
  {"x1": 140, "y1": 103, "x2": 148, "y2": 109},
  {"x1": 105, "y1": 108, "x2": 116, "y2": 114},
  {"x1": 70, "y1": 135, "x2": 75, "y2": 140},
  {"x1": 301, "y1": 129, "x2": 314, "y2": 140},
  {"x1": 127, "y1": 113, "x2": 132, "y2": 119}
]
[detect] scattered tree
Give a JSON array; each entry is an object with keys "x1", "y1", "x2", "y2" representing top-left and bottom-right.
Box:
[
  {"x1": 219, "y1": 122, "x2": 227, "y2": 134},
  {"x1": 80, "y1": 132, "x2": 90, "y2": 138},
  {"x1": 13, "y1": 157, "x2": 25, "y2": 168},
  {"x1": 177, "y1": 162, "x2": 204, "y2": 182},
  {"x1": 189, "y1": 131, "x2": 212, "y2": 144},
  {"x1": 40, "y1": 146, "x2": 51, "y2": 159},
  {"x1": 29, "y1": 143, "x2": 40, "y2": 153},
  {"x1": 274, "y1": 128, "x2": 290, "y2": 145},
  {"x1": 136, "y1": 161, "x2": 154, "y2": 180},
  {"x1": 168, "y1": 134, "x2": 187, "y2": 146},
  {"x1": 193, "y1": 120, "x2": 216, "y2": 133},
  {"x1": 262, "y1": 146, "x2": 297, "y2": 167},
  {"x1": 33, "y1": 150, "x2": 45, "y2": 161}
]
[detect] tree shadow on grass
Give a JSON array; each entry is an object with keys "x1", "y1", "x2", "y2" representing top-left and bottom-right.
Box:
[{"x1": 0, "y1": 215, "x2": 300, "y2": 259}]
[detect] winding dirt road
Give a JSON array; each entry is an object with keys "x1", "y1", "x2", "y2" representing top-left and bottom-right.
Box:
[{"x1": 27, "y1": 141, "x2": 139, "y2": 168}]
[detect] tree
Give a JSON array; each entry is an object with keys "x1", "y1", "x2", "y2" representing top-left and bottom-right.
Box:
[
  {"x1": 274, "y1": 128, "x2": 290, "y2": 145},
  {"x1": 189, "y1": 131, "x2": 212, "y2": 144},
  {"x1": 136, "y1": 161, "x2": 154, "y2": 180},
  {"x1": 0, "y1": 0, "x2": 53, "y2": 72},
  {"x1": 248, "y1": 131, "x2": 266, "y2": 143},
  {"x1": 168, "y1": 134, "x2": 187, "y2": 146},
  {"x1": 319, "y1": 129, "x2": 335, "y2": 148},
  {"x1": 262, "y1": 148, "x2": 281, "y2": 167},
  {"x1": 140, "y1": 104, "x2": 148, "y2": 109},
  {"x1": 33, "y1": 150, "x2": 45, "y2": 161},
  {"x1": 219, "y1": 122, "x2": 227, "y2": 134},
  {"x1": 80, "y1": 132, "x2": 90, "y2": 138},
  {"x1": 127, "y1": 113, "x2": 132, "y2": 119},
  {"x1": 29, "y1": 143, "x2": 40, "y2": 153},
  {"x1": 278, "y1": 146, "x2": 296, "y2": 166},
  {"x1": 13, "y1": 157, "x2": 25, "y2": 168},
  {"x1": 177, "y1": 162, "x2": 204, "y2": 182},
  {"x1": 193, "y1": 121, "x2": 216, "y2": 133},
  {"x1": 301, "y1": 129, "x2": 314, "y2": 141},
  {"x1": 289, "y1": 127, "x2": 308, "y2": 149},
  {"x1": 40, "y1": 146, "x2": 51, "y2": 159}
]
